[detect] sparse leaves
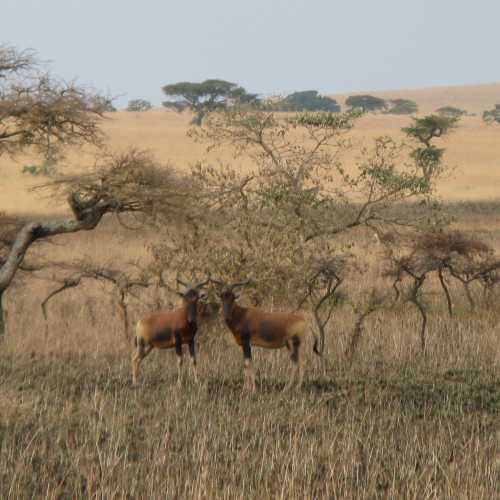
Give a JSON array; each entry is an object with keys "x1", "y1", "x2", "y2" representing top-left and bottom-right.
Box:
[
  {"x1": 0, "y1": 147, "x2": 193, "y2": 337},
  {"x1": 1, "y1": 46, "x2": 107, "y2": 161},
  {"x1": 152, "y1": 107, "x2": 456, "y2": 352},
  {"x1": 403, "y1": 114, "x2": 458, "y2": 146}
]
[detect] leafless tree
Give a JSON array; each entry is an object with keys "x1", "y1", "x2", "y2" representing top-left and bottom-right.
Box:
[{"x1": 39, "y1": 260, "x2": 152, "y2": 343}]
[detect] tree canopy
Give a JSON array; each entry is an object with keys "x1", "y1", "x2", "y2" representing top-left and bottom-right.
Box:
[
  {"x1": 170, "y1": 107, "x2": 454, "y2": 350},
  {"x1": 0, "y1": 44, "x2": 108, "y2": 162},
  {"x1": 0, "y1": 45, "x2": 184, "y2": 337},
  {"x1": 162, "y1": 79, "x2": 258, "y2": 125},
  {"x1": 386, "y1": 99, "x2": 418, "y2": 115},
  {"x1": 345, "y1": 95, "x2": 387, "y2": 112},
  {"x1": 271, "y1": 90, "x2": 341, "y2": 112},
  {"x1": 483, "y1": 104, "x2": 500, "y2": 124},
  {"x1": 403, "y1": 114, "x2": 458, "y2": 181},
  {"x1": 127, "y1": 99, "x2": 152, "y2": 112},
  {"x1": 436, "y1": 106, "x2": 467, "y2": 118}
]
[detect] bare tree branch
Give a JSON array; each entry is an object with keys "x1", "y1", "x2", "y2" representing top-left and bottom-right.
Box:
[{"x1": 40, "y1": 262, "x2": 153, "y2": 342}]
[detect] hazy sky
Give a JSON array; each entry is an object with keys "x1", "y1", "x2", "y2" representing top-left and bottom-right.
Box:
[{"x1": 3, "y1": 0, "x2": 500, "y2": 107}]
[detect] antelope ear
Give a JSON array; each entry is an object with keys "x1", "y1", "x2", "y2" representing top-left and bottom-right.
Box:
[{"x1": 234, "y1": 293, "x2": 240, "y2": 300}]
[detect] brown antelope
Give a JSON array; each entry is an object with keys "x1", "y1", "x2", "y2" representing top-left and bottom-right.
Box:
[
  {"x1": 213, "y1": 279, "x2": 321, "y2": 391},
  {"x1": 132, "y1": 276, "x2": 210, "y2": 386}
]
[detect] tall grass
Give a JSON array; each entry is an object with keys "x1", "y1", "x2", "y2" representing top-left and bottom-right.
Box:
[
  {"x1": 2, "y1": 216, "x2": 500, "y2": 498},
  {"x1": 2, "y1": 146, "x2": 500, "y2": 496}
]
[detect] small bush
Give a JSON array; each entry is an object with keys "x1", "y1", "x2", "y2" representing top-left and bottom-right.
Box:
[
  {"x1": 22, "y1": 161, "x2": 56, "y2": 176},
  {"x1": 126, "y1": 99, "x2": 153, "y2": 112},
  {"x1": 436, "y1": 106, "x2": 467, "y2": 118}
]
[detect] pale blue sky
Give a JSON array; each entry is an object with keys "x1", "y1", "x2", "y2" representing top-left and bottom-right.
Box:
[{"x1": 3, "y1": 0, "x2": 500, "y2": 107}]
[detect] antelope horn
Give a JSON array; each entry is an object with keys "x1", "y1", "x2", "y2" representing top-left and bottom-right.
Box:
[
  {"x1": 210, "y1": 277, "x2": 225, "y2": 287},
  {"x1": 176, "y1": 274, "x2": 190, "y2": 289},
  {"x1": 194, "y1": 273, "x2": 211, "y2": 290},
  {"x1": 229, "y1": 280, "x2": 251, "y2": 291}
]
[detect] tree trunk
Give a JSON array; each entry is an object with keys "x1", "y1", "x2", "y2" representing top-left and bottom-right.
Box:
[
  {"x1": 0, "y1": 195, "x2": 132, "y2": 341},
  {"x1": 0, "y1": 289, "x2": 5, "y2": 338},
  {"x1": 438, "y1": 268, "x2": 453, "y2": 317},
  {"x1": 191, "y1": 110, "x2": 206, "y2": 126}
]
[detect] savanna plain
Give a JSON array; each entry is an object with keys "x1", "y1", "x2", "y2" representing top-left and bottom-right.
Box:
[{"x1": 1, "y1": 84, "x2": 500, "y2": 498}]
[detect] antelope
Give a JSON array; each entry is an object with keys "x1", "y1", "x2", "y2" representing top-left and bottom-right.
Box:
[
  {"x1": 213, "y1": 279, "x2": 321, "y2": 391},
  {"x1": 131, "y1": 276, "x2": 210, "y2": 386}
]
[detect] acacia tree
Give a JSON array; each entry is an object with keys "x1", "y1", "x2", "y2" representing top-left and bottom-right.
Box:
[
  {"x1": 271, "y1": 90, "x2": 341, "y2": 112},
  {"x1": 483, "y1": 104, "x2": 500, "y2": 124},
  {"x1": 0, "y1": 148, "x2": 189, "y2": 337},
  {"x1": 39, "y1": 260, "x2": 152, "y2": 343},
  {"x1": 384, "y1": 230, "x2": 499, "y2": 353},
  {"x1": 0, "y1": 45, "x2": 194, "y2": 338},
  {"x1": 0, "y1": 45, "x2": 109, "y2": 163},
  {"x1": 386, "y1": 99, "x2": 418, "y2": 115},
  {"x1": 436, "y1": 106, "x2": 466, "y2": 118},
  {"x1": 403, "y1": 114, "x2": 458, "y2": 182},
  {"x1": 127, "y1": 99, "x2": 152, "y2": 112},
  {"x1": 162, "y1": 79, "x2": 258, "y2": 125},
  {"x1": 151, "y1": 108, "x2": 453, "y2": 352},
  {"x1": 345, "y1": 95, "x2": 387, "y2": 112}
]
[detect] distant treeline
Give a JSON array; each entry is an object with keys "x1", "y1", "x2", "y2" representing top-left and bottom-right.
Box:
[{"x1": 120, "y1": 78, "x2": 500, "y2": 126}]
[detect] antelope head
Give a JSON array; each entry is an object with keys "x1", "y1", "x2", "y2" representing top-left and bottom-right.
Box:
[
  {"x1": 211, "y1": 279, "x2": 251, "y2": 319},
  {"x1": 176, "y1": 275, "x2": 210, "y2": 323}
]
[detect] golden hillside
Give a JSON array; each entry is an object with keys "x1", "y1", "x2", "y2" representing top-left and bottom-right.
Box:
[
  {"x1": 334, "y1": 81, "x2": 500, "y2": 114},
  {"x1": 1, "y1": 82, "x2": 499, "y2": 216}
]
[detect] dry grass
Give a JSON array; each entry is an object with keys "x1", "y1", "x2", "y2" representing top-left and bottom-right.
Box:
[
  {"x1": 1, "y1": 205, "x2": 500, "y2": 498},
  {"x1": 1, "y1": 83, "x2": 500, "y2": 498},
  {"x1": 1, "y1": 290, "x2": 499, "y2": 498},
  {"x1": 1, "y1": 82, "x2": 500, "y2": 217},
  {"x1": 334, "y1": 81, "x2": 500, "y2": 114}
]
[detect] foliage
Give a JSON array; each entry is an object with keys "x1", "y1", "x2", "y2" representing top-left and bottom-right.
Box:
[
  {"x1": 150, "y1": 109, "x2": 452, "y2": 352},
  {"x1": 403, "y1": 114, "x2": 459, "y2": 181},
  {"x1": 37, "y1": 148, "x2": 192, "y2": 222},
  {"x1": 386, "y1": 99, "x2": 418, "y2": 115},
  {"x1": 0, "y1": 146, "x2": 190, "y2": 337},
  {"x1": 345, "y1": 95, "x2": 387, "y2": 112},
  {"x1": 0, "y1": 45, "x2": 202, "y2": 340},
  {"x1": 483, "y1": 104, "x2": 500, "y2": 124},
  {"x1": 0, "y1": 45, "x2": 107, "y2": 162},
  {"x1": 22, "y1": 160, "x2": 57, "y2": 177},
  {"x1": 0, "y1": 44, "x2": 124, "y2": 337},
  {"x1": 162, "y1": 79, "x2": 258, "y2": 125},
  {"x1": 91, "y1": 95, "x2": 117, "y2": 112},
  {"x1": 271, "y1": 90, "x2": 341, "y2": 112},
  {"x1": 126, "y1": 99, "x2": 152, "y2": 112},
  {"x1": 404, "y1": 114, "x2": 458, "y2": 144},
  {"x1": 384, "y1": 229, "x2": 500, "y2": 352},
  {"x1": 436, "y1": 106, "x2": 466, "y2": 118}
]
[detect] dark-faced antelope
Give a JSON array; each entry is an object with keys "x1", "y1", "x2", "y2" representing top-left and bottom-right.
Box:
[
  {"x1": 213, "y1": 280, "x2": 321, "y2": 391},
  {"x1": 132, "y1": 276, "x2": 209, "y2": 386}
]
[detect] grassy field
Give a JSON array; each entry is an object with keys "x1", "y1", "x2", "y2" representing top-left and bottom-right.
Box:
[
  {"x1": 1, "y1": 82, "x2": 500, "y2": 216},
  {"x1": 1, "y1": 82, "x2": 500, "y2": 498},
  {"x1": 1, "y1": 290, "x2": 499, "y2": 498}
]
